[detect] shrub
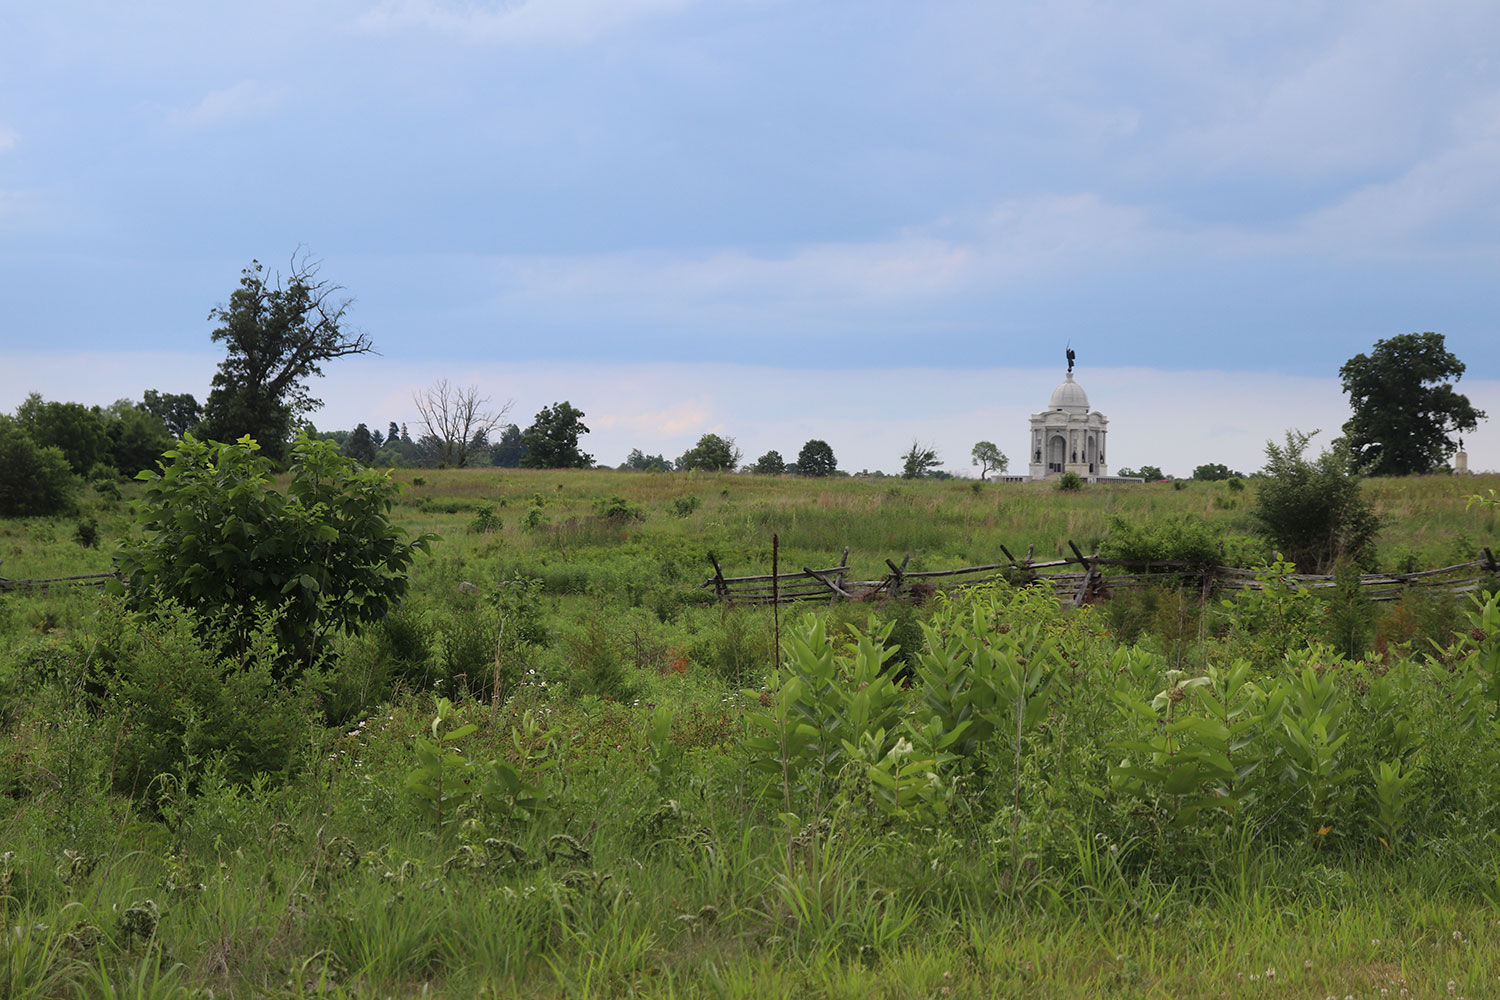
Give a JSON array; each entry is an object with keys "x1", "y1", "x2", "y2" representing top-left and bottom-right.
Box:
[
  {"x1": 671, "y1": 494, "x2": 702, "y2": 518},
  {"x1": 0, "y1": 416, "x2": 78, "y2": 517},
  {"x1": 73, "y1": 517, "x2": 99, "y2": 549},
  {"x1": 1252, "y1": 430, "x2": 1380, "y2": 572},
  {"x1": 1099, "y1": 514, "x2": 1221, "y2": 565},
  {"x1": 1056, "y1": 471, "x2": 1084, "y2": 492},
  {"x1": 114, "y1": 433, "x2": 430, "y2": 678},
  {"x1": 469, "y1": 505, "x2": 502, "y2": 534},
  {"x1": 592, "y1": 495, "x2": 644, "y2": 522},
  {"x1": 103, "y1": 600, "x2": 310, "y2": 799}
]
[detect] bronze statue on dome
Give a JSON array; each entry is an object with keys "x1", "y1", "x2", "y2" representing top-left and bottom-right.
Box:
[{"x1": 1066, "y1": 347, "x2": 1076, "y2": 373}]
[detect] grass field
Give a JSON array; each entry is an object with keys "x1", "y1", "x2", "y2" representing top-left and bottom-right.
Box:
[{"x1": 2, "y1": 469, "x2": 1500, "y2": 998}]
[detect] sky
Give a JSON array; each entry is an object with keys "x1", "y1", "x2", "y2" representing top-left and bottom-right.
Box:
[{"x1": 3, "y1": 1, "x2": 1499, "y2": 476}]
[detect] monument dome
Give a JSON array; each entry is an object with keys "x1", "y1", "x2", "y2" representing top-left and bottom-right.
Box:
[
  {"x1": 1048, "y1": 373, "x2": 1090, "y2": 412},
  {"x1": 1027, "y1": 351, "x2": 1111, "y2": 481}
]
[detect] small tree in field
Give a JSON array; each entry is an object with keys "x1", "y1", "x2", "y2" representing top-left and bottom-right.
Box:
[
  {"x1": 115, "y1": 433, "x2": 429, "y2": 677},
  {"x1": 1252, "y1": 429, "x2": 1380, "y2": 573},
  {"x1": 970, "y1": 441, "x2": 1008, "y2": 480},
  {"x1": 901, "y1": 442, "x2": 941, "y2": 479},
  {"x1": 753, "y1": 450, "x2": 786, "y2": 475}
]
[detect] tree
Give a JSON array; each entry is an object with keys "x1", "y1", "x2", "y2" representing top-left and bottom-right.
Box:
[
  {"x1": 1192, "y1": 463, "x2": 1244, "y2": 482},
  {"x1": 198, "y1": 255, "x2": 373, "y2": 463},
  {"x1": 115, "y1": 433, "x2": 429, "y2": 677},
  {"x1": 1252, "y1": 429, "x2": 1380, "y2": 573},
  {"x1": 413, "y1": 380, "x2": 511, "y2": 469},
  {"x1": 0, "y1": 416, "x2": 78, "y2": 516},
  {"x1": 141, "y1": 390, "x2": 202, "y2": 438},
  {"x1": 753, "y1": 450, "x2": 786, "y2": 475},
  {"x1": 15, "y1": 393, "x2": 111, "y2": 475},
  {"x1": 970, "y1": 441, "x2": 1008, "y2": 480},
  {"x1": 1137, "y1": 465, "x2": 1165, "y2": 481},
  {"x1": 103, "y1": 400, "x2": 173, "y2": 477},
  {"x1": 621, "y1": 448, "x2": 671, "y2": 472},
  {"x1": 1340, "y1": 332, "x2": 1485, "y2": 476},
  {"x1": 796, "y1": 439, "x2": 837, "y2": 477},
  {"x1": 348, "y1": 423, "x2": 377, "y2": 465},
  {"x1": 520, "y1": 402, "x2": 592, "y2": 469},
  {"x1": 678, "y1": 433, "x2": 740, "y2": 472},
  {"x1": 901, "y1": 442, "x2": 941, "y2": 479},
  {"x1": 490, "y1": 424, "x2": 527, "y2": 467}
]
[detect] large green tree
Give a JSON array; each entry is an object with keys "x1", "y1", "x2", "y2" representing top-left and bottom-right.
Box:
[
  {"x1": 519, "y1": 402, "x2": 592, "y2": 468},
  {"x1": 15, "y1": 393, "x2": 111, "y2": 475},
  {"x1": 103, "y1": 400, "x2": 174, "y2": 477},
  {"x1": 198, "y1": 257, "x2": 373, "y2": 464},
  {"x1": 796, "y1": 439, "x2": 837, "y2": 477},
  {"x1": 752, "y1": 450, "x2": 786, "y2": 475},
  {"x1": 141, "y1": 390, "x2": 202, "y2": 438},
  {"x1": 1340, "y1": 332, "x2": 1485, "y2": 476},
  {"x1": 0, "y1": 415, "x2": 78, "y2": 517},
  {"x1": 677, "y1": 433, "x2": 740, "y2": 472}
]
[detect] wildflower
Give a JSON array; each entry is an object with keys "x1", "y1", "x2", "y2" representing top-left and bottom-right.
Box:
[{"x1": 1265, "y1": 966, "x2": 1276, "y2": 980}]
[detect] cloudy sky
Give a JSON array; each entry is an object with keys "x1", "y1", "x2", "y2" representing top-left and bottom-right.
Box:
[{"x1": 2, "y1": 1, "x2": 1498, "y2": 475}]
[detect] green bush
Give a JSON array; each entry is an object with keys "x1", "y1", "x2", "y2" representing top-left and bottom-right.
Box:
[
  {"x1": 103, "y1": 600, "x2": 310, "y2": 799},
  {"x1": 1099, "y1": 514, "x2": 1222, "y2": 565},
  {"x1": 0, "y1": 415, "x2": 79, "y2": 517},
  {"x1": 1253, "y1": 430, "x2": 1380, "y2": 572},
  {"x1": 671, "y1": 494, "x2": 702, "y2": 518},
  {"x1": 592, "y1": 495, "x2": 644, "y2": 522},
  {"x1": 1056, "y1": 471, "x2": 1084, "y2": 492},
  {"x1": 115, "y1": 433, "x2": 430, "y2": 678}
]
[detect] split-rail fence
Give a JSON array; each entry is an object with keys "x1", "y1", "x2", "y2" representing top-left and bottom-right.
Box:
[{"x1": 703, "y1": 545, "x2": 1500, "y2": 608}]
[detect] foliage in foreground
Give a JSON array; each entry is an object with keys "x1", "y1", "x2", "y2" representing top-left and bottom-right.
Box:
[{"x1": 114, "y1": 433, "x2": 429, "y2": 676}]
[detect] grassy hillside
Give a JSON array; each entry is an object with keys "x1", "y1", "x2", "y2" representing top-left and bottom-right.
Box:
[{"x1": 1, "y1": 469, "x2": 1499, "y2": 997}]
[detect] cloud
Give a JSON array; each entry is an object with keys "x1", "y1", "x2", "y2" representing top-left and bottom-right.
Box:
[
  {"x1": 356, "y1": 0, "x2": 698, "y2": 44},
  {"x1": 168, "y1": 80, "x2": 286, "y2": 128},
  {"x1": 472, "y1": 192, "x2": 1159, "y2": 335},
  {"x1": 0, "y1": 128, "x2": 18, "y2": 152}
]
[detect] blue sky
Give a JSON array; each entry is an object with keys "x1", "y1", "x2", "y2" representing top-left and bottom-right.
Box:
[{"x1": 3, "y1": 1, "x2": 1499, "y2": 475}]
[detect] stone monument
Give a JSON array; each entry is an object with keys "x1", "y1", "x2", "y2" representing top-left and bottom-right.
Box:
[{"x1": 1027, "y1": 349, "x2": 1110, "y2": 481}]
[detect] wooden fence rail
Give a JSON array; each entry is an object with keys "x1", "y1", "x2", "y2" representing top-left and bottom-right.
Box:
[
  {"x1": 703, "y1": 545, "x2": 1500, "y2": 607},
  {"x1": 0, "y1": 572, "x2": 118, "y2": 594}
]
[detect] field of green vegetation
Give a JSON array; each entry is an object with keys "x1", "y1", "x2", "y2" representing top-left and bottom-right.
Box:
[{"x1": 3, "y1": 468, "x2": 1500, "y2": 998}]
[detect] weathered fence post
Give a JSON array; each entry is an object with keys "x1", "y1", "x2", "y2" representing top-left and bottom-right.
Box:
[{"x1": 708, "y1": 552, "x2": 728, "y2": 600}]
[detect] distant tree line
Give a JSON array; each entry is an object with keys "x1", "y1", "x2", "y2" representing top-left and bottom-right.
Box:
[{"x1": 3, "y1": 251, "x2": 1484, "y2": 519}]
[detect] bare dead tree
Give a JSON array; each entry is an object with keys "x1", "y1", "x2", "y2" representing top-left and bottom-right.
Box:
[{"x1": 413, "y1": 380, "x2": 513, "y2": 468}]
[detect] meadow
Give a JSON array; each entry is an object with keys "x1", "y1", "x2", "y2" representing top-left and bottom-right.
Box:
[{"x1": 2, "y1": 468, "x2": 1500, "y2": 998}]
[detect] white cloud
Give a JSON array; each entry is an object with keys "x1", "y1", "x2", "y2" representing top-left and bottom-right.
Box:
[
  {"x1": 0, "y1": 128, "x2": 18, "y2": 152},
  {"x1": 356, "y1": 0, "x2": 697, "y2": 44},
  {"x1": 168, "y1": 80, "x2": 286, "y2": 128}
]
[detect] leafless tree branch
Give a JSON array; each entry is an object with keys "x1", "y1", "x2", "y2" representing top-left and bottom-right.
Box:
[{"x1": 413, "y1": 380, "x2": 514, "y2": 468}]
